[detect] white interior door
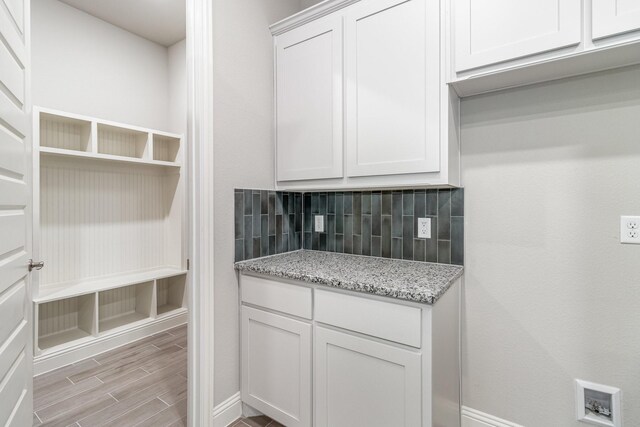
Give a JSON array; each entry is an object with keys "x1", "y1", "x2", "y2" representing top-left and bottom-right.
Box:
[
  {"x1": 0, "y1": 0, "x2": 33, "y2": 425},
  {"x1": 592, "y1": 0, "x2": 640, "y2": 40}
]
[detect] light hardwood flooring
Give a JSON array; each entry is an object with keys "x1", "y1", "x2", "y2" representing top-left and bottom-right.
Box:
[{"x1": 33, "y1": 324, "x2": 188, "y2": 427}]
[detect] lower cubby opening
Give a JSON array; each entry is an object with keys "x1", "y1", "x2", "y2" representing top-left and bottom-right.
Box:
[
  {"x1": 156, "y1": 274, "x2": 186, "y2": 316},
  {"x1": 99, "y1": 281, "x2": 153, "y2": 333},
  {"x1": 38, "y1": 294, "x2": 95, "y2": 351}
]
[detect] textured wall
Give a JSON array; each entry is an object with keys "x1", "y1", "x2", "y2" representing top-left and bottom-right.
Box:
[
  {"x1": 461, "y1": 66, "x2": 640, "y2": 425},
  {"x1": 212, "y1": 0, "x2": 303, "y2": 406},
  {"x1": 32, "y1": 0, "x2": 170, "y2": 131}
]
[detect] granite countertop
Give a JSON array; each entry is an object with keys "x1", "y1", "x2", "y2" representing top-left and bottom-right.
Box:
[{"x1": 234, "y1": 250, "x2": 463, "y2": 304}]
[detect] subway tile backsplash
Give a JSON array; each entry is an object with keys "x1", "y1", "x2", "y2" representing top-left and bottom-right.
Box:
[{"x1": 234, "y1": 188, "x2": 463, "y2": 265}]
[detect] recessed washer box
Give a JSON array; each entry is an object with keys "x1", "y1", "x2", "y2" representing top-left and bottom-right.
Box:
[{"x1": 575, "y1": 379, "x2": 621, "y2": 427}]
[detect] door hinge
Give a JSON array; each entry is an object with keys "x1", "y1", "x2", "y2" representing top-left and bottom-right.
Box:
[
  {"x1": 187, "y1": 259, "x2": 190, "y2": 271},
  {"x1": 28, "y1": 259, "x2": 45, "y2": 272}
]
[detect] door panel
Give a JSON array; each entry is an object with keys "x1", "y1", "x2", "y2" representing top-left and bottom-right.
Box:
[
  {"x1": 593, "y1": 0, "x2": 640, "y2": 40},
  {"x1": 0, "y1": 0, "x2": 32, "y2": 426},
  {"x1": 344, "y1": 0, "x2": 440, "y2": 177},
  {"x1": 276, "y1": 14, "x2": 343, "y2": 182},
  {"x1": 315, "y1": 326, "x2": 421, "y2": 427},
  {"x1": 454, "y1": 0, "x2": 581, "y2": 71}
]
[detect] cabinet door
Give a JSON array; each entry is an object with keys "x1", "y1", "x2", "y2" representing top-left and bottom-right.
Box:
[
  {"x1": 241, "y1": 306, "x2": 311, "y2": 427},
  {"x1": 275, "y1": 15, "x2": 343, "y2": 182},
  {"x1": 593, "y1": 0, "x2": 640, "y2": 40},
  {"x1": 344, "y1": 0, "x2": 440, "y2": 178},
  {"x1": 315, "y1": 326, "x2": 421, "y2": 427},
  {"x1": 454, "y1": 0, "x2": 581, "y2": 72}
]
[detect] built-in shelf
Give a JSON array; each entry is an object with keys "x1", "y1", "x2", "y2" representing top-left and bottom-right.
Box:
[
  {"x1": 33, "y1": 106, "x2": 188, "y2": 372},
  {"x1": 35, "y1": 107, "x2": 183, "y2": 168},
  {"x1": 36, "y1": 267, "x2": 187, "y2": 303},
  {"x1": 37, "y1": 294, "x2": 96, "y2": 351},
  {"x1": 40, "y1": 145, "x2": 181, "y2": 168},
  {"x1": 35, "y1": 270, "x2": 187, "y2": 356},
  {"x1": 99, "y1": 311, "x2": 150, "y2": 333},
  {"x1": 157, "y1": 274, "x2": 187, "y2": 317},
  {"x1": 38, "y1": 328, "x2": 93, "y2": 351}
]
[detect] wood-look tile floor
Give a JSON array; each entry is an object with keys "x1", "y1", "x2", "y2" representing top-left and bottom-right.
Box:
[
  {"x1": 231, "y1": 415, "x2": 285, "y2": 427},
  {"x1": 33, "y1": 324, "x2": 188, "y2": 427}
]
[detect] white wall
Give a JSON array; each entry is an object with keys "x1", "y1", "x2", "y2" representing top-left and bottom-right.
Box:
[
  {"x1": 299, "y1": 0, "x2": 323, "y2": 9},
  {"x1": 168, "y1": 39, "x2": 187, "y2": 135},
  {"x1": 212, "y1": 0, "x2": 302, "y2": 406},
  {"x1": 32, "y1": 0, "x2": 170, "y2": 131},
  {"x1": 461, "y1": 66, "x2": 640, "y2": 426}
]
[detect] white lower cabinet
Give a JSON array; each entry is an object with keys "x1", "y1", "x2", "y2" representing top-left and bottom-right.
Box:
[
  {"x1": 241, "y1": 306, "x2": 312, "y2": 427},
  {"x1": 314, "y1": 326, "x2": 421, "y2": 427},
  {"x1": 240, "y1": 273, "x2": 461, "y2": 427}
]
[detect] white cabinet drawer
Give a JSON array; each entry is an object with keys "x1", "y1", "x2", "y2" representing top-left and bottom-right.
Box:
[
  {"x1": 241, "y1": 274, "x2": 312, "y2": 319},
  {"x1": 314, "y1": 289, "x2": 421, "y2": 348}
]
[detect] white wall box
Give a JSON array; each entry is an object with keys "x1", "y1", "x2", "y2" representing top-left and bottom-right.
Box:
[
  {"x1": 239, "y1": 273, "x2": 461, "y2": 427},
  {"x1": 451, "y1": 0, "x2": 640, "y2": 96},
  {"x1": 32, "y1": 107, "x2": 188, "y2": 375},
  {"x1": 272, "y1": 0, "x2": 460, "y2": 190}
]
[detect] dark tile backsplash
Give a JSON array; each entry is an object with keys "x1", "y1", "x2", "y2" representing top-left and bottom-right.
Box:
[
  {"x1": 234, "y1": 189, "x2": 303, "y2": 262},
  {"x1": 235, "y1": 188, "x2": 464, "y2": 265}
]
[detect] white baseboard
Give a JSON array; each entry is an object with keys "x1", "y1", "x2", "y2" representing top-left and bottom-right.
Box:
[
  {"x1": 213, "y1": 392, "x2": 242, "y2": 427},
  {"x1": 462, "y1": 406, "x2": 524, "y2": 427},
  {"x1": 34, "y1": 310, "x2": 188, "y2": 376}
]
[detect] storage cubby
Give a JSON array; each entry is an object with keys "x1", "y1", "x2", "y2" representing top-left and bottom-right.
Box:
[
  {"x1": 40, "y1": 112, "x2": 92, "y2": 152},
  {"x1": 156, "y1": 274, "x2": 187, "y2": 316},
  {"x1": 99, "y1": 282, "x2": 153, "y2": 333},
  {"x1": 153, "y1": 134, "x2": 181, "y2": 163},
  {"x1": 38, "y1": 294, "x2": 95, "y2": 351},
  {"x1": 98, "y1": 123, "x2": 149, "y2": 159}
]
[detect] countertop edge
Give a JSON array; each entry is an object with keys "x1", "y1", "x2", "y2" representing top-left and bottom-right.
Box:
[{"x1": 234, "y1": 252, "x2": 463, "y2": 305}]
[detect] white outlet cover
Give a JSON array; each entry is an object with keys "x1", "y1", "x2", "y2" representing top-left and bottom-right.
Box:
[
  {"x1": 417, "y1": 218, "x2": 431, "y2": 239},
  {"x1": 620, "y1": 216, "x2": 640, "y2": 244},
  {"x1": 315, "y1": 215, "x2": 325, "y2": 233},
  {"x1": 575, "y1": 379, "x2": 621, "y2": 427}
]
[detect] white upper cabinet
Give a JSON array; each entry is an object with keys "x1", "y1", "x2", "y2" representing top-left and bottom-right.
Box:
[
  {"x1": 593, "y1": 0, "x2": 640, "y2": 40},
  {"x1": 275, "y1": 14, "x2": 343, "y2": 182},
  {"x1": 344, "y1": 0, "x2": 440, "y2": 178},
  {"x1": 271, "y1": 0, "x2": 460, "y2": 190},
  {"x1": 453, "y1": 0, "x2": 582, "y2": 72}
]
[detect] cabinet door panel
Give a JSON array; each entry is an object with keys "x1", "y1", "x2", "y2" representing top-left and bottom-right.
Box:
[
  {"x1": 345, "y1": 0, "x2": 440, "y2": 177},
  {"x1": 241, "y1": 306, "x2": 311, "y2": 427},
  {"x1": 276, "y1": 15, "x2": 343, "y2": 181},
  {"x1": 454, "y1": 0, "x2": 581, "y2": 72},
  {"x1": 315, "y1": 326, "x2": 421, "y2": 427},
  {"x1": 593, "y1": 0, "x2": 640, "y2": 40}
]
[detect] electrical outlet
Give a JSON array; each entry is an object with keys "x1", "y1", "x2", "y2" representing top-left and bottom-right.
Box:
[
  {"x1": 620, "y1": 216, "x2": 640, "y2": 244},
  {"x1": 315, "y1": 215, "x2": 325, "y2": 233},
  {"x1": 417, "y1": 218, "x2": 431, "y2": 239}
]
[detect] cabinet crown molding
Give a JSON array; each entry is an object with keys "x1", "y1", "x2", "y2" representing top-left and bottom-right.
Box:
[{"x1": 270, "y1": 0, "x2": 360, "y2": 35}]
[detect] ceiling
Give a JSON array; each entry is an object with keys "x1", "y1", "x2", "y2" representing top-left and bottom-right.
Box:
[{"x1": 59, "y1": 0, "x2": 186, "y2": 47}]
